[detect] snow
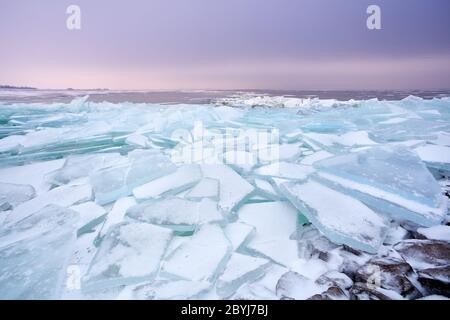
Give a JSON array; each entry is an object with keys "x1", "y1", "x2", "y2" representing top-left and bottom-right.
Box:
[{"x1": 281, "y1": 179, "x2": 388, "y2": 254}]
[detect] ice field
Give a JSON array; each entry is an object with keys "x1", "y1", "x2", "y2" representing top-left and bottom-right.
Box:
[{"x1": 0, "y1": 93, "x2": 449, "y2": 300}]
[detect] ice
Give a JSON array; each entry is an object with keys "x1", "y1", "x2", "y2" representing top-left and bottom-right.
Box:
[
  {"x1": 4, "y1": 183, "x2": 92, "y2": 226},
  {"x1": 300, "y1": 150, "x2": 334, "y2": 166},
  {"x1": 97, "y1": 197, "x2": 136, "y2": 240},
  {"x1": 254, "y1": 162, "x2": 315, "y2": 180},
  {"x1": 133, "y1": 165, "x2": 202, "y2": 200},
  {"x1": 49, "y1": 153, "x2": 127, "y2": 185},
  {"x1": 216, "y1": 253, "x2": 270, "y2": 298},
  {"x1": 82, "y1": 222, "x2": 172, "y2": 291},
  {"x1": 0, "y1": 205, "x2": 78, "y2": 299},
  {"x1": 414, "y1": 145, "x2": 450, "y2": 175},
  {"x1": 69, "y1": 201, "x2": 107, "y2": 236},
  {"x1": 127, "y1": 197, "x2": 198, "y2": 233},
  {"x1": 0, "y1": 159, "x2": 64, "y2": 194},
  {"x1": 232, "y1": 264, "x2": 288, "y2": 300},
  {"x1": 0, "y1": 182, "x2": 35, "y2": 211},
  {"x1": 90, "y1": 150, "x2": 176, "y2": 205},
  {"x1": 417, "y1": 225, "x2": 450, "y2": 242},
  {"x1": 223, "y1": 222, "x2": 255, "y2": 251},
  {"x1": 125, "y1": 134, "x2": 151, "y2": 148},
  {"x1": 132, "y1": 280, "x2": 211, "y2": 300},
  {"x1": 315, "y1": 146, "x2": 447, "y2": 226},
  {"x1": 281, "y1": 179, "x2": 388, "y2": 254},
  {"x1": 238, "y1": 202, "x2": 299, "y2": 266},
  {"x1": 161, "y1": 224, "x2": 231, "y2": 282},
  {"x1": 185, "y1": 177, "x2": 219, "y2": 201},
  {"x1": 201, "y1": 164, "x2": 254, "y2": 213},
  {"x1": 1, "y1": 94, "x2": 450, "y2": 300},
  {"x1": 253, "y1": 178, "x2": 279, "y2": 199}
]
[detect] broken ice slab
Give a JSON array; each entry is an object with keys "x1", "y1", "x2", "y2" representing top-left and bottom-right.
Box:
[
  {"x1": 0, "y1": 205, "x2": 78, "y2": 299},
  {"x1": 4, "y1": 183, "x2": 92, "y2": 226},
  {"x1": 315, "y1": 146, "x2": 447, "y2": 227},
  {"x1": 0, "y1": 182, "x2": 35, "y2": 211},
  {"x1": 417, "y1": 225, "x2": 450, "y2": 242},
  {"x1": 90, "y1": 149, "x2": 176, "y2": 205},
  {"x1": 133, "y1": 165, "x2": 202, "y2": 200},
  {"x1": 254, "y1": 162, "x2": 315, "y2": 180},
  {"x1": 224, "y1": 222, "x2": 255, "y2": 251},
  {"x1": 232, "y1": 264, "x2": 288, "y2": 300},
  {"x1": 82, "y1": 222, "x2": 172, "y2": 292},
  {"x1": 216, "y1": 253, "x2": 270, "y2": 298},
  {"x1": 97, "y1": 197, "x2": 136, "y2": 241},
  {"x1": 300, "y1": 150, "x2": 333, "y2": 166},
  {"x1": 302, "y1": 131, "x2": 377, "y2": 150},
  {"x1": 161, "y1": 224, "x2": 231, "y2": 282},
  {"x1": 69, "y1": 201, "x2": 107, "y2": 237},
  {"x1": 201, "y1": 164, "x2": 254, "y2": 213},
  {"x1": 238, "y1": 202, "x2": 299, "y2": 266},
  {"x1": 414, "y1": 145, "x2": 450, "y2": 176},
  {"x1": 125, "y1": 134, "x2": 151, "y2": 149},
  {"x1": 253, "y1": 178, "x2": 280, "y2": 200},
  {"x1": 0, "y1": 205, "x2": 79, "y2": 249},
  {"x1": 371, "y1": 118, "x2": 450, "y2": 143},
  {"x1": 0, "y1": 159, "x2": 64, "y2": 195},
  {"x1": 185, "y1": 177, "x2": 219, "y2": 201},
  {"x1": 280, "y1": 179, "x2": 388, "y2": 254},
  {"x1": 127, "y1": 197, "x2": 223, "y2": 234},
  {"x1": 132, "y1": 280, "x2": 211, "y2": 300},
  {"x1": 127, "y1": 197, "x2": 197, "y2": 234},
  {"x1": 48, "y1": 153, "x2": 127, "y2": 185}
]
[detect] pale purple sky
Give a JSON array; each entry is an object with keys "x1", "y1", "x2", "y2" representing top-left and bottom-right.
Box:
[{"x1": 1, "y1": 0, "x2": 450, "y2": 90}]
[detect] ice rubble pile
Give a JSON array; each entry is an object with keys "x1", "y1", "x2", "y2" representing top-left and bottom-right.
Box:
[{"x1": 0, "y1": 94, "x2": 449, "y2": 300}]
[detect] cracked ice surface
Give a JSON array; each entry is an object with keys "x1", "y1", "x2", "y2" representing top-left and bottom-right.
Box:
[{"x1": 0, "y1": 94, "x2": 450, "y2": 300}]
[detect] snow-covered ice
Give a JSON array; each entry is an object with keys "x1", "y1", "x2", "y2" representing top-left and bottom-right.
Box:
[{"x1": 1, "y1": 93, "x2": 450, "y2": 299}]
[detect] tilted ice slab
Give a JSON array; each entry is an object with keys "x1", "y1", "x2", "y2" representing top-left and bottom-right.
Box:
[
  {"x1": 201, "y1": 164, "x2": 254, "y2": 213},
  {"x1": 414, "y1": 144, "x2": 450, "y2": 175},
  {"x1": 254, "y1": 162, "x2": 315, "y2": 180},
  {"x1": 133, "y1": 165, "x2": 202, "y2": 200},
  {"x1": 161, "y1": 224, "x2": 231, "y2": 282},
  {"x1": 314, "y1": 146, "x2": 447, "y2": 226},
  {"x1": 224, "y1": 222, "x2": 255, "y2": 251},
  {"x1": 49, "y1": 153, "x2": 127, "y2": 185},
  {"x1": 238, "y1": 202, "x2": 299, "y2": 266},
  {"x1": 0, "y1": 182, "x2": 35, "y2": 211},
  {"x1": 97, "y1": 197, "x2": 136, "y2": 241},
  {"x1": 4, "y1": 183, "x2": 92, "y2": 226},
  {"x1": 280, "y1": 179, "x2": 388, "y2": 254},
  {"x1": 185, "y1": 178, "x2": 220, "y2": 201},
  {"x1": 216, "y1": 253, "x2": 270, "y2": 298},
  {"x1": 90, "y1": 149, "x2": 176, "y2": 205},
  {"x1": 0, "y1": 205, "x2": 79, "y2": 299},
  {"x1": 127, "y1": 197, "x2": 223, "y2": 234},
  {"x1": 82, "y1": 222, "x2": 173, "y2": 292},
  {"x1": 69, "y1": 201, "x2": 107, "y2": 237}
]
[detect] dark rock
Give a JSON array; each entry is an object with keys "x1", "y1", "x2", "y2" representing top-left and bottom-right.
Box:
[
  {"x1": 394, "y1": 240, "x2": 450, "y2": 270},
  {"x1": 417, "y1": 265, "x2": 450, "y2": 297},
  {"x1": 308, "y1": 286, "x2": 348, "y2": 300},
  {"x1": 354, "y1": 256, "x2": 421, "y2": 299},
  {"x1": 350, "y1": 282, "x2": 393, "y2": 300}
]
